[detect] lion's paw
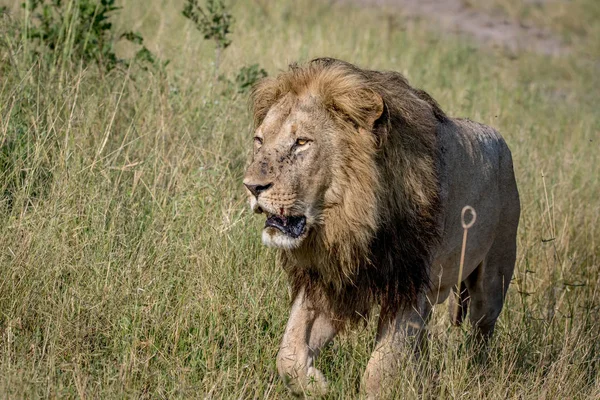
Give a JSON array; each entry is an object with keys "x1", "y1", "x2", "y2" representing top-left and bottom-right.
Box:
[{"x1": 305, "y1": 366, "x2": 328, "y2": 397}]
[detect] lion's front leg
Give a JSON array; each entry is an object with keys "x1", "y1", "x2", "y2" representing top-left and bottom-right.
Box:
[
  {"x1": 277, "y1": 287, "x2": 338, "y2": 397},
  {"x1": 362, "y1": 296, "x2": 431, "y2": 399}
]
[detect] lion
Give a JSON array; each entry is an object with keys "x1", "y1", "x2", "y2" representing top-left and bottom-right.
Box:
[{"x1": 243, "y1": 58, "x2": 520, "y2": 397}]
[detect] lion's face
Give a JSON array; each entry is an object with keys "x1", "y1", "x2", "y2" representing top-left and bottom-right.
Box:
[{"x1": 243, "y1": 95, "x2": 335, "y2": 249}]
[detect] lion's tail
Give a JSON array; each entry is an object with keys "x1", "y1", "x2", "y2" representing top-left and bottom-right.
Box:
[{"x1": 448, "y1": 282, "x2": 470, "y2": 326}]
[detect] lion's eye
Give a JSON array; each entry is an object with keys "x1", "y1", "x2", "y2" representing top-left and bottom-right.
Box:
[
  {"x1": 295, "y1": 138, "x2": 310, "y2": 147},
  {"x1": 254, "y1": 137, "x2": 263, "y2": 146}
]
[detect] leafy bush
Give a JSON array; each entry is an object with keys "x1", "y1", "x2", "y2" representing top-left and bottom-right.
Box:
[
  {"x1": 218, "y1": 64, "x2": 267, "y2": 96},
  {"x1": 233, "y1": 64, "x2": 267, "y2": 93},
  {"x1": 22, "y1": 0, "x2": 160, "y2": 72},
  {"x1": 182, "y1": 0, "x2": 233, "y2": 74},
  {"x1": 182, "y1": 0, "x2": 233, "y2": 50}
]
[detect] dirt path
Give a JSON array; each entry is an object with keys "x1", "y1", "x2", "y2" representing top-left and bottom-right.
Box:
[{"x1": 341, "y1": 0, "x2": 567, "y2": 56}]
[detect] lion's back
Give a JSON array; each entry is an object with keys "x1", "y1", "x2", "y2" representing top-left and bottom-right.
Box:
[{"x1": 438, "y1": 118, "x2": 519, "y2": 213}]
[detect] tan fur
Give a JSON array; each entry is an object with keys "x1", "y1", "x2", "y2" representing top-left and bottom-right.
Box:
[{"x1": 244, "y1": 58, "x2": 520, "y2": 397}]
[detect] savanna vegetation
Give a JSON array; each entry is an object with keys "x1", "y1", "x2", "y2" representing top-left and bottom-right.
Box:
[{"x1": 0, "y1": 0, "x2": 598, "y2": 398}]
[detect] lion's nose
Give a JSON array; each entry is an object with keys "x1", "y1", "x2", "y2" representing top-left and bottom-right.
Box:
[{"x1": 244, "y1": 182, "x2": 273, "y2": 197}]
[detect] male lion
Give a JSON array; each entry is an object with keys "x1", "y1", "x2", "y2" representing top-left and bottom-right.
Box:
[{"x1": 243, "y1": 58, "x2": 520, "y2": 397}]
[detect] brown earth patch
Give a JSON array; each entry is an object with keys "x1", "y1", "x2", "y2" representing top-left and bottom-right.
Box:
[{"x1": 338, "y1": 0, "x2": 568, "y2": 56}]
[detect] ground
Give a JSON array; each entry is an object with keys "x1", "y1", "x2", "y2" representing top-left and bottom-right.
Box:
[{"x1": 345, "y1": 0, "x2": 568, "y2": 55}]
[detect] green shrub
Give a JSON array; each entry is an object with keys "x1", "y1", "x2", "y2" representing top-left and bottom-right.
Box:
[
  {"x1": 219, "y1": 63, "x2": 267, "y2": 95},
  {"x1": 234, "y1": 64, "x2": 267, "y2": 93},
  {"x1": 22, "y1": 0, "x2": 160, "y2": 72},
  {"x1": 182, "y1": 0, "x2": 233, "y2": 74}
]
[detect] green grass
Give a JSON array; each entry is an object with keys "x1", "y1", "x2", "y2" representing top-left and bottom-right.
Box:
[{"x1": 1, "y1": 0, "x2": 599, "y2": 398}]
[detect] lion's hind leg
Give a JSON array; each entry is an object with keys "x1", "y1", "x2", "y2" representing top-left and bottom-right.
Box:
[{"x1": 464, "y1": 226, "x2": 517, "y2": 342}]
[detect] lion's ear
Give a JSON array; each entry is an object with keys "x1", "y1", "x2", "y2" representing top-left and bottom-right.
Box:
[
  {"x1": 363, "y1": 90, "x2": 384, "y2": 130},
  {"x1": 358, "y1": 91, "x2": 390, "y2": 147},
  {"x1": 327, "y1": 88, "x2": 385, "y2": 132}
]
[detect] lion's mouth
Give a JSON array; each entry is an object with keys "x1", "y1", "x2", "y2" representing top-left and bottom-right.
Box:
[{"x1": 265, "y1": 214, "x2": 307, "y2": 238}]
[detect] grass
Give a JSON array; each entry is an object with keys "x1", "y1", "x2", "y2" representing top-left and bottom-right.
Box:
[{"x1": 0, "y1": 0, "x2": 599, "y2": 398}]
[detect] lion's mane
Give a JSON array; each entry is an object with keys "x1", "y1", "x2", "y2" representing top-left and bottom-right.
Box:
[{"x1": 250, "y1": 58, "x2": 446, "y2": 326}]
